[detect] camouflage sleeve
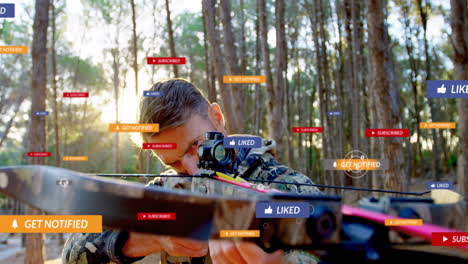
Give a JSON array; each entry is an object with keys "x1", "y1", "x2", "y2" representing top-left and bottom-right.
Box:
[
  {"x1": 249, "y1": 152, "x2": 322, "y2": 264},
  {"x1": 252, "y1": 152, "x2": 321, "y2": 195},
  {"x1": 282, "y1": 250, "x2": 320, "y2": 264},
  {"x1": 62, "y1": 230, "x2": 144, "y2": 264}
]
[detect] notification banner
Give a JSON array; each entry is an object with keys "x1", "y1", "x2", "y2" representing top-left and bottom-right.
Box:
[
  {"x1": 432, "y1": 232, "x2": 468, "y2": 246},
  {"x1": 426, "y1": 80, "x2": 468, "y2": 98},
  {"x1": 223, "y1": 136, "x2": 262, "y2": 148},
  {"x1": 328, "y1": 111, "x2": 342, "y2": 116},
  {"x1": 425, "y1": 181, "x2": 454, "y2": 190},
  {"x1": 292, "y1": 127, "x2": 323, "y2": 133},
  {"x1": 365, "y1": 129, "x2": 409, "y2": 137},
  {"x1": 220, "y1": 230, "x2": 260, "y2": 238},
  {"x1": 223, "y1": 75, "x2": 266, "y2": 83},
  {"x1": 384, "y1": 219, "x2": 422, "y2": 226},
  {"x1": 0, "y1": 4, "x2": 15, "y2": 18},
  {"x1": 0, "y1": 215, "x2": 102, "y2": 233},
  {"x1": 109, "y1": 123, "x2": 159, "y2": 132},
  {"x1": 63, "y1": 156, "x2": 88, "y2": 161},
  {"x1": 255, "y1": 202, "x2": 310, "y2": 218},
  {"x1": 34, "y1": 111, "x2": 49, "y2": 116},
  {"x1": 147, "y1": 57, "x2": 186, "y2": 64},
  {"x1": 143, "y1": 91, "x2": 163, "y2": 97},
  {"x1": 0, "y1": 46, "x2": 28, "y2": 54},
  {"x1": 142, "y1": 143, "x2": 177, "y2": 149},
  {"x1": 64, "y1": 92, "x2": 89, "y2": 98},
  {"x1": 420, "y1": 122, "x2": 456, "y2": 129},
  {"x1": 27, "y1": 152, "x2": 51, "y2": 157},
  {"x1": 137, "y1": 213, "x2": 176, "y2": 220}
]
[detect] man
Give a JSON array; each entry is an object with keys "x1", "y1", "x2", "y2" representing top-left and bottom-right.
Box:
[{"x1": 63, "y1": 78, "x2": 321, "y2": 264}]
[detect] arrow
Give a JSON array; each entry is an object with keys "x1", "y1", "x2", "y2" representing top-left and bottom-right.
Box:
[{"x1": 443, "y1": 236, "x2": 448, "y2": 242}]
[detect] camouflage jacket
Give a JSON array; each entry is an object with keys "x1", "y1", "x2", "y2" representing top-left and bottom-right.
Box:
[{"x1": 62, "y1": 138, "x2": 321, "y2": 264}]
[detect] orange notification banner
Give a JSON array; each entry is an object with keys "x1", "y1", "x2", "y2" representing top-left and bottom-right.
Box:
[
  {"x1": 335, "y1": 159, "x2": 381, "y2": 171},
  {"x1": 419, "y1": 122, "x2": 456, "y2": 129},
  {"x1": 63, "y1": 156, "x2": 88, "y2": 161},
  {"x1": 384, "y1": 219, "x2": 423, "y2": 226},
  {"x1": 0, "y1": 215, "x2": 102, "y2": 233},
  {"x1": 109, "y1": 123, "x2": 159, "y2": 132},
  {"x1": 220, "y1": 230, "x2": 260, "y2": 238},
  {"x1": 0, "y1": 46, "x2": 28, "y2": 54},
  {"x1": 223, "y1": 75, "x2": 266, "y2": 83}
]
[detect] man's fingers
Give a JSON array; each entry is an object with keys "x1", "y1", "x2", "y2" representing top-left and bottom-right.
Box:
[
  {"x1": 209, "y1": 240, "x2": 234, "y2": 264},
  {"x1": 234, "y1": 241, "x2": 283, "y2": 264},
  {"x1": 158, "y1": 236, "x2": 208, "y2": 257},
  {"x1": 219, "y1": 241, "x2": 247, "y2": 264},
  {"x1": 171, "y1": 237, "x2": 208, "y2": 251}
]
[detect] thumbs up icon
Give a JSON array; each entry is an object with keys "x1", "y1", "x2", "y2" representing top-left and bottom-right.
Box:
[
  {"x1": 437, "y1": 84, "x2": 446, "y2": 94},
  {"x1": 264, "y1": 206, "x2": 273, "y2": 214},
  {"x1": 229, "y1": 140, "x2": 236, "y2": 146}
]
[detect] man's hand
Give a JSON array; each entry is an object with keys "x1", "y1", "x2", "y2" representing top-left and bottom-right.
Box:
[
  {"x1": 122, "y1": 232, "x2": 208, "y2": 258},
  {"x1": 209, "y1": 240, "x2": 283, "y2": 264}
]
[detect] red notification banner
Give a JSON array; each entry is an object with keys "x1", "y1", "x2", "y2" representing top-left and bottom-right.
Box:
[
  {"x1": 432, "y1": 232, "x2": 468, "y2": 246},
  {"x1": 292, "y1": 127, "x2": 323, "y2": 133},
  {"x1": 365, "y1": 129, "x2": 409, "y2": 137},
  {"x1": 64, "y1": 92, "x2": 89, "y2": 98},
  {"x1": 27, "y1": 152, "x2": 51, "y2": 157},
  {"x1": 147, "y1": 57, "x2": 186, "y2": 65},
  {"x1": 142, "y1": 143, "x2": 177, "y2": 149},
  {"x1": 137, "y1": 213, "x2": 176, "y2": 220}
]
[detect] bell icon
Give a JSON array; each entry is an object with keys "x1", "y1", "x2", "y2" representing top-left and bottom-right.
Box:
[{"x1": 12, "y1": 219, "x2": 18, "y2": 229}]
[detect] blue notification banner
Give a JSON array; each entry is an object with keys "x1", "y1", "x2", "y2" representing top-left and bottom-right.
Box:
[
  {"x1": 256, "y1": 202, "x2": 310, "y2": 218},
  {"x1": 0, "y1": 4, "x2": 15, "y2": 18},
  {"x1": 143, "y1": 91, "x2": 163, "y2": 97},
  {"x1": 426, "y1": 80, "x2": 468, "y2": 98},
  {"x1": 328, "y1": 111, "x2": 342, "y2": 116},
  {"x1": 34, "y1": 111, "x2": 49, "y2": 116},
  {"x1": 223, "y1": 136, "x2": 262, "y2": 148},
  {"x1": 426, "y1": 181, "x2": 454, "y2": 190}
]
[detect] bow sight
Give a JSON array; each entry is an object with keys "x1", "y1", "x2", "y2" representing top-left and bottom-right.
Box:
[{"x1": 197, "y1": 132, "x2": 235, "y2": 173}]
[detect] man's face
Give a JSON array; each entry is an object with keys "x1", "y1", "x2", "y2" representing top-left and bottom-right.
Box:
[{"x1": 148, "y1": 106, "x2": 225, "y2": 175}]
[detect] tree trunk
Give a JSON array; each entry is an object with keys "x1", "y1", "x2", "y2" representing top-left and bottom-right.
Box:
[
  {"x1": 273, "y1": 0, "x2": 287, "y2": 160},
  {"x1": 202, "y1": 0, "x2": 238, "y2": 133},
  {"x1": 450, "y1": 0, "x2": 468, "y2": 196},
  {"x1": 165, "y1": 0, "x2": 178, "y2": 77},
  {"x1": 202, "y1": 13, "x2": 216, "y2": 103},
  {"x1": 112, "y1": 47, "x2": 120, "y2": 173},
  {"x1": 27, "y1": 0, "x2": 49, "y2": 262},
  {"x1": 130, "y1": 0, "x2": 138, "y2": 95},
  {"x1": 417, "y1": 0, "x2": 441, "y2": 180},
  {"x1": 219, "y1": 0, "x2": 244, "y2": 131},
  {"x1": 51, "y1": 1, "x2": 64, "y2": 245},
  {"x1": 367, "y1": 0, "x2": 405, "y2": 192},
  {"x1": 258, "y1": 0, "x2": 275, "y2": 140},
  {"x1": 51, "y1": 0, "x2": 60, "y2": 169}
]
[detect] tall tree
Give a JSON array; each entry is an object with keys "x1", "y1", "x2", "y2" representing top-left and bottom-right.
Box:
[
  {"x1": 450, "y1": 0, "x2": 468, "y2": 196},
  {"x1": 130, "y1": 0, "x2": 138, "y2": 94},
  {"x1": 417, "y1": 0, "x2": 441, "y2": 180},
  {"x1": 367, "y1": 0, "x2": 406, "y2": 191},
  {"x1": 51, "y1": 0, "x2": 60, "y2": 170},
  {"x1": 202, "y1": 13, "x2": 216, "y2": 102},
  {"x1": 27, "y1": 0, "x2": 49, "y2": 262},
  {"x1": 165, "y1": 0, "x2": 178, "y2": 77},
  {"x1": 273, "y1": 0, "x2": 287, "y2": 158},
  {"x1": 202, "y1": 0, "x2": 238, "y2": 133},
  {"x1": 258, "y1": 0, "x2": 275, "y2": 140},
  {"x1": 220, "y1": 0, "x2": 244, "y2": 132}
]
